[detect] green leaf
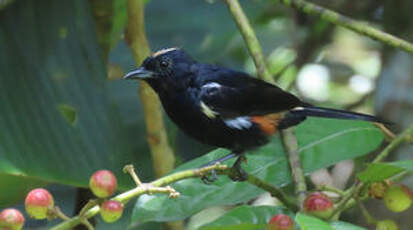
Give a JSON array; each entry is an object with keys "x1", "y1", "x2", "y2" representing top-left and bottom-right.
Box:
[
  {"x1": 330, "y1": 221, "x2": 366, "y2": 230},
  {"x1": 0, "y1": 174, "x2": 47, "y2": 207},
  {"x1": 132, "y1": 119, "x2": 383, "y2": 224},
  {"x1": 389, "y1": 160, "x2": 413, "y2": 171},
  {"x1": 357, "y1": 160, "x2": 413, "y2": 183},
  {"x1": 295, "y1": 213, "x2": 333, "y2": 230},
  {"x1": 0, "y1": 0, "x2": 152, "y2": 190},
  {"x1": 199, "y1": 205, "x2": 292, "y2": 230}
]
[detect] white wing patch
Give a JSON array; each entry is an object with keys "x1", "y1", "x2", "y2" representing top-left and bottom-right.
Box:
[
  {"x1": 224, "y1": 116, "x2": 252, "y2": 130},
  {"x1": 202, "y1": 82, "x2": 222, "y2": 89},
  {"x1": 200, "y1": 101, "x2": 219, "y2": 118}
]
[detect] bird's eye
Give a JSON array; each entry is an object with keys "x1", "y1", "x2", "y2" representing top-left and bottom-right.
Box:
[{"x1": 160, "y1": 60, "x2": 168, "y2": 68}]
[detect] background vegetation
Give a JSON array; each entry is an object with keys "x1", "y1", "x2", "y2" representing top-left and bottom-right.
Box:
[{"x1": 0, "y1": 0, "x2": 412, "y2": 229}]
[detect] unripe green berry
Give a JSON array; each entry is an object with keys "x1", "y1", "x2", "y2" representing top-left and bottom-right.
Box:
[
  {"x1": 267, "y1": 214, "x2": 294, "y2": 230},
  {"x1": 383, "y1": 185, "x2": 412, "y2": 213},
  {"x1": 303, "y1": 192, "x2": 334, "y2": 219},
  {"x1": 369, "y1": 182, "x2": 388, "y2": 199},
  {"x1": 25, "y1": 188, "x2": 54, "y2": 219},
  {"x1": 0, "y1": 208, "x2": 25, "y2": 230},
  {"x1": 376, "y1": 219, "x2": 398, "y2": 230},
  {"x1": 89, "y1": 170, "x2": 118, "y2": 198},
  {"x1": 100, "y1": 200, "x2": 123, "y2": 223}
]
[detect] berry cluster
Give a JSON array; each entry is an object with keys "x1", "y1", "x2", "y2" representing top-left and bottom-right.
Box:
[{"x1": 0, "y1": 169, "x2": 123, "y2": 229}]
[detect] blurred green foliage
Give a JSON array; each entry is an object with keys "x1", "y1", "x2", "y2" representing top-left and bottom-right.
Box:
[{"x1": 0, "y1": 0, "x2": 411, "y2": 229}]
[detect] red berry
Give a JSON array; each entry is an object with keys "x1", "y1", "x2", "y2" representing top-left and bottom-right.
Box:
[
  {"x1": 383, "y1": 184, "x2": 412, "y2": 213},
  {"x1": 25, "y1": 188, "x2": 54, "y2": 219},
  {"x1": 100, "y1": 200, "x2": 124, "y2": 223},
  {"x1": 267, "y1": 214, "x2": 294, "y2": 230},
  {"x1": 303, "y1": 192, "x2": 334, "y2": 219},
  {"x1": 89, "y1": 170, "x2": 118, "y2": 198},
  {"x1": 0, "y1": 208, "x2": 25, "y2": 230},
  {"x1": 376, "y1": 219, "x2": 398, "y2": 230}
]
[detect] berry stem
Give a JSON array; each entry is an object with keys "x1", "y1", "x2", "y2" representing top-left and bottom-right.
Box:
[
  {"x1": 319, "y1": 185, "x2": 346, "y2": 196},
  {"x1": 79, "y1": 199, "x2": 100, "y2": 217},
  {"x1": 81, "y1": 218, "x2": 95, "y2": 230},
  {"x1": 356, "y1": 196, "x2": 377, "y2": 225},
  {"x1": 52, "y1": 206, "x2": 70, "y2": 221},
  {"x1": 123, "y1": 164, "x2": 142, "y2": 186}
]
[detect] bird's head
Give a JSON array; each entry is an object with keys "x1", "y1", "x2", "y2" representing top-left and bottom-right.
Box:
[{"x1": 123, "y1": 48, "x2": 196, "y2": 92}]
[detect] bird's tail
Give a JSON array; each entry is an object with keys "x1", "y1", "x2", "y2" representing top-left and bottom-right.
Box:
[{"x1": 290, "y1": 105, "x2": 390, "y2": 124}]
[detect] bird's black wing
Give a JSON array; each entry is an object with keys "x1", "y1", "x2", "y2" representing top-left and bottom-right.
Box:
[{"x1": 197, "y1": 65, "x2": 302, "y2": 118}]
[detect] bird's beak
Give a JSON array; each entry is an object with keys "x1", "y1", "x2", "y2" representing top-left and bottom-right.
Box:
[{"x1": 123, "y1": 67, "x2": 155, "y2": 80}]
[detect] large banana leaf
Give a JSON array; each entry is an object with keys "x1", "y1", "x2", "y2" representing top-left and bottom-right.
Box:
[
  {"x1": 0, "y1": 0, "x2": 152, "y2": 197},
  {"x1": 132, "y1": 119, "x2": 383, "y2": 224}
]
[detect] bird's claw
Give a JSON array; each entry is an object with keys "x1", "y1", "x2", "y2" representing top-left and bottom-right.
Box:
[
  {"x1": 201, "y1": 169, "x2": 217, "y2": 184},
  {"x1": 228, "y1": 155, "x2": 248, "y2": 182},
  {"x1": 228, "y1": 165, "x2": 248, "y2": 181}
]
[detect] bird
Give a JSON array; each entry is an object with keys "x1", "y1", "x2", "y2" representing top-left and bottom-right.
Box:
[{"x1": 124, "y1": 47, "x2": 387, "y2": 182}]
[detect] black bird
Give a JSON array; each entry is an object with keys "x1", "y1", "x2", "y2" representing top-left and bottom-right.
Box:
[{"x1": 124, "y1": 48, "x2": 385, "y2": 181}]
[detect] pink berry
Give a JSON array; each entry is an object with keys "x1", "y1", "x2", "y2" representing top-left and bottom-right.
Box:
[
  {"x1": 25, "y1": 188, "x2": 54, "y2": 219},
  {"x1": 0, "y1": 208, "x2": 25, "y2": 230},
  {"x1": 100, "y1": 200, "x2": 124, "y2": 223},
  {"x1": 267, "y1": 214, "x2": 294, "y2": 230},
  {"x1": 89, "y1": 170, "x2": 118, "y2": 198},
  {"x1": 303, "y1": 192, "x2": 334, "y2": 219}
]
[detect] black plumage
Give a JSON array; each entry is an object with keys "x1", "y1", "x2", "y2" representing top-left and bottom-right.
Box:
[{"x1": 124, "y1": 48, "x2": 386, "y2": 181}]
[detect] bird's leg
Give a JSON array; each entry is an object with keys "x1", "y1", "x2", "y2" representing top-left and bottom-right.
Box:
[
  {"x1": 200, "y1": 152, "x2": 238, "y2": 184},
  {"x1": 229, "y1": 155, "x2": 248, "y2": 182}
]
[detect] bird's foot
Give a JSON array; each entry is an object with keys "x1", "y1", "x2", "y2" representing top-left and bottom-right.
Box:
[
  {"x1": 228, "y1": 155, "x2": 248, "y2": 182},
  {"x1": 200, "y1": 160, "x2": 220, "y2": 184},
  {"x1": 201, "y1": 169, "x2": 217, "y2": 184},
  {"x1": 199, "y1": 152, "x2": 239, "y2": 184}
]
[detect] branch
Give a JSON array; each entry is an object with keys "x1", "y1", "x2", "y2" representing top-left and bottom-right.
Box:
[
  {"x1": 246, "y1": 174, "x2": 299, "y2": 212},
  {"x1": 223, "y1": 0, "x2": 273, "y2": 83},
  {"x1": 330, "y1": 121, "x2": 413, "y2": 219},
  {"x1": 281, "y1": 128, "x2": 307, "y2": 206},
  {"x1": 50, "y1": 164, "x2": 228, "y2": 230},
  {"x1": 125, "y1": 0, "x2": 175, "y2": 177},
  {"x1": 373, "y1": 121, "x2": 413, "y2": 163},
  {"x1": 278, "y1": 0, "x2": 413, "y2": 54},
  {"x1": 50, "y1": 162, "x2": 302, "y2": 229},
  {"x1": 224, "y1": 0, "x2": 306, "y2": 208}
]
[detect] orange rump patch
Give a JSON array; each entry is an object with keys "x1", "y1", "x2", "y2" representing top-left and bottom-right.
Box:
[{"x1": 251, "y1": 113, "x2": 283, "y2": 135}]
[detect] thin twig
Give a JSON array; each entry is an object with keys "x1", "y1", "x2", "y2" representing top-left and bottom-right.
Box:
[
  {"x1": 319, "y1": 185, "x2": 346, "y2": 196},
  {"x1": 356, "y1": 196, "x2": 377, "y2": 225},
  {"x1": 374, "y1": 123, "x2": 396, "y2": 142},
  {"x1": 125, "y1": 0, "x2": 175, "y2": 178},
  {"x1": 81, "y1": 218, "x2": 95, "y2": 230},
  {"x1": 224, "y1": 0, "x2": 305, "y2": 210},
  {"x1": 278, "y1": 0, "x2": 413, "y2": 54},
  {"x1": 329, "y1": 183, "x2": 361, "y2": 220},
  {"x1": 330, "y1": 121, "x2": 413, "y2": 219},
  {"x1": 245, "y1": 174, "x2": 299, "y2": 212},
  {"x1": 51, "y1": 206, "x2": 71, "y2": 221},
  {"x1": 373, "y1": 122, "x2": 413, "y2": 163},
  {"x1": 281, "y1": 128, "x2": 307, "y2": 207},
  {"x1": 223, "y1": 0, "x2": 273, "y2": 83},
  {"x1": 123, "y1": 164, "x2": 143, "y2": 186}
]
